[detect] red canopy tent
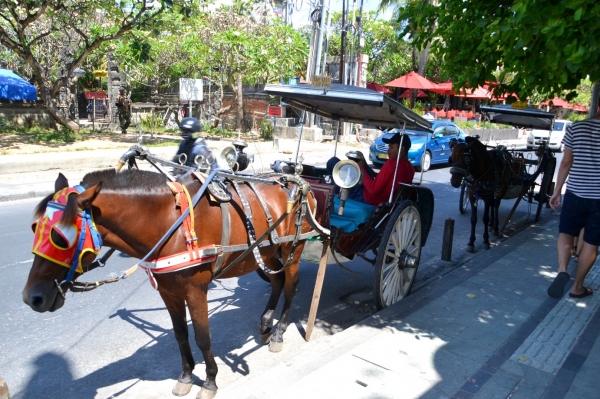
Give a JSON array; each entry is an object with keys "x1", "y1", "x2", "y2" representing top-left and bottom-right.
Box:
[
  {"x1": 398, "y1": 89, "x2": 428, "y2": 98},
  {"x1": 458, "y1": 86, "x2": 491, "y2": 99},
  {"x1": 541, "y1": 98, "x2": 571, "y2": 108},
  {"x1": 384, "y1": 71, "x2": 439, "y2": 90},
  {"x1": 83, "y1": 91, "x2": 108, "y2": 100},
  {"x1": 366, "y1": 81, "x2": 392, "y2": 94}
]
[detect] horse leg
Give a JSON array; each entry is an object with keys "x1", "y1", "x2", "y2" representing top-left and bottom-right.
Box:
[
  {"x1": 269, "y1": 246, "x2": 302, "y2": 353},
  {"x1": 259, "y1": 258, "x2": 285, "y2": 345},
  {"x1": 467, "y1": 200, "x2": 478, "y2": 253},
  {"x1": 186, "y1": 288, "x2": 219, "y2": 399},
  {"x1": 159, "y1": 291, "x2": 196, "y2": 397},
  {"x1": 492, "y1": 198, "x2": 501, "y2": 236},
  {"x1": 482, "y1": 200, "x2": 491, "y2": 250}
]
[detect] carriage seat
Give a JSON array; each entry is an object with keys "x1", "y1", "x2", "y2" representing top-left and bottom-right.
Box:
[{"x1": 330, "y1": 197, "x2": 376, "y2": 233}]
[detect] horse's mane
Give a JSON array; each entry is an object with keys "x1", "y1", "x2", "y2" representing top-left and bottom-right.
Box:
[{"x1": 81, "y1": 168, "x2": 169, "y2": 191}]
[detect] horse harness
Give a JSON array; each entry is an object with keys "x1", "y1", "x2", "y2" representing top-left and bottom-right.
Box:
[{"x1": 69, "y1": 171, "x2": 327, "y2": 291}]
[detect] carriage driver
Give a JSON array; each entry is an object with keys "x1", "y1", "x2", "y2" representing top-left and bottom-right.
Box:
[
  {"x1": 173, "y1": 117, "x2": 212, "y2": 168},
  {"x1": 327, "y1": 133, "x2": 415, "y2": 206}
]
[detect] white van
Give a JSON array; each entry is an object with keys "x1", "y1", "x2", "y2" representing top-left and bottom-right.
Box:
[{"x1": 527, "y1": 119, "x2": 573, "y2": 151}]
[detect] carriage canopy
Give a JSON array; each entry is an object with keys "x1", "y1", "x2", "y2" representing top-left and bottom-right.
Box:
[
  {"x1": 263, "y1": 83, "x2": 433, "y2": 132},
  {"x1": 480, "y1": 104, "x2": 555, "y2": 130}
]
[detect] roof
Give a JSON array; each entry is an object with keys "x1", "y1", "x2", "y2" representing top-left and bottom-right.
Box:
[
  {"x1": 83, "y1": 91, "x2": 108, "y2": 100},
  {"x1": 263, "y1": 83, "x2": 432, "y2": 131},
  {"x1": 0, "y1": 69, "x2": 37, "y2": 101}
]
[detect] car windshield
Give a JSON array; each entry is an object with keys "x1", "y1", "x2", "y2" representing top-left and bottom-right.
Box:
[
  {"x1": 553, "y1": 122, "x2": 565, "y2": 131},
  {"x1": 386, "y1": 129, "x2": 427, "y2": 137}
]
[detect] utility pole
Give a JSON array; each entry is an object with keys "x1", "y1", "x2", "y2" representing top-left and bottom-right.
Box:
[
  {"x1": 340, "y1": 0, "x2": 347, "y2": 85},
  {"x1": 355, "y1": 0, "x2": 364, "y2": 87},
  {"x1": 321, "y1": 0, "x2": 332, "y2": 75},
  {"x1": 313, "y1": 0, "x2": 326, "y2": 78}
]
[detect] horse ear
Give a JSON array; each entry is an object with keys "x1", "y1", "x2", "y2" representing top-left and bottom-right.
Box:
[
  {"x1": 465, "y1": 136, "x2": 475, "y2": 144},
  {"x1": 55, "y1": 173, "x2": 69, "y2": 192},
  {"x1": 77, "y1": 182, "x2": 103, "y2": 209}
]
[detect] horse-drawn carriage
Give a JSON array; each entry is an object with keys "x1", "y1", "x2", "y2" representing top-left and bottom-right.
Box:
[
  {"x1": 450, "y1": 104, "x2": 558, "y2": 251},
  {"x1": 22, "y1": 83, "x2": 434, "y2": 398}
]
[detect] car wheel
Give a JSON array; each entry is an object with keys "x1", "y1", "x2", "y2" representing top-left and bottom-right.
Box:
[{"x1": 415, "y1": 151, "x2": 431, "y2": 172}]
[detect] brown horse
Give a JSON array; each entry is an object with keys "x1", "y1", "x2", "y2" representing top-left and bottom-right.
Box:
[
  {"x1": 449, "y1": 137, "x2": 517, "y2": 252},
  {"x1": 22, "y1": 169, "x2": 317, "y2": 399}
]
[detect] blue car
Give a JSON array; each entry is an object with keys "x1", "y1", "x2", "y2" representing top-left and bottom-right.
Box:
[{"x1": 368, "y1": 121, "x2": 469, "y2": 172}]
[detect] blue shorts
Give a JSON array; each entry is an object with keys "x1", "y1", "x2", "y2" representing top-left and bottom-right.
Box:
[{"x1": 559, "y1": 190, "x2": 600, "y2": 246}]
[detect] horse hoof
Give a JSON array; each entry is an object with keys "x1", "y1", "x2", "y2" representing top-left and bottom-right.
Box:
[
  {"x1": 173, "y1": 381, "x2": 193, "y2": 396},
  {"x1": 483, "y1": 243, "x2": 490, "y2": 250},
  {"x1": 493, "y1": 230, "x2": 500, "y2": 237},
  {"x1": 466, "y1": 245, "x2": 475, "y2": 253},
  {"x1": 197, "y1": 387, "x2": 217, "y2": 399},
  {"x1": 269, "y1": 340, "x2": 283, "y2": 353},
  {"x1": 259, "y1": 328, "x2": 272, "y2": 345}
]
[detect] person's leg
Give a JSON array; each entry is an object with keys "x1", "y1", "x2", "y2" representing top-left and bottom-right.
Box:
[
  {"x1": 570, "y1": 241, "x2": 597, "y2": 296},
  {"x1": 575, "y1": 228, "x2": 585, "y2": 261},
  {"x1": 557, "y1": 233, "x2": 575, "y2": 274}
]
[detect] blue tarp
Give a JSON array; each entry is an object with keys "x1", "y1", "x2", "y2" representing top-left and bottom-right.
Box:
[{"x1": 0, "y1": 69, "x2": 37, "y2": 101}]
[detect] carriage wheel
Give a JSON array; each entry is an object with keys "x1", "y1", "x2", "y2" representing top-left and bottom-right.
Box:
[
  {"x1": 535, "y1": 157, "x2": 556, "y2": 223},
  {"x1": 459, "y1": 182, "x2": 469, "y2": 214},
  {"x1": 373, "y1": 200, "x2": 422, "y2": 310}
]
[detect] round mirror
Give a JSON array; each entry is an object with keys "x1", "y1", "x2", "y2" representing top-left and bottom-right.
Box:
[{"x1": 332, "y1": 160, "x2": 361, "y2": 189}]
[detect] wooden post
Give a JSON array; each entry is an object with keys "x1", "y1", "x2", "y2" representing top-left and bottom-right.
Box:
[
  {"x1": 305, "y1": 238, "x2": 330, "y2": 341},
  {"x1": 0, "y1": 377, "x2": 10, "y2": 399},
  {"x1": 441, "y1": 218, "x2": 454, "y2": 261}
]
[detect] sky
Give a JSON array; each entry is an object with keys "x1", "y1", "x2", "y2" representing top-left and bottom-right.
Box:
[{"x1": 288, "y1": 0, "x2": 394, "y2": 27}]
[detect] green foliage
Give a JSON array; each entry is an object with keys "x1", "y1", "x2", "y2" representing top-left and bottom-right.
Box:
[
  {"x1": 401, "y1": 0, "x2": 600, "y2": 100},
  {"x1": 565, "y1": 113, "x2": 588, "y2": 122},
  {"x1": 259, "y1": 119, "x2": 274, "y2": 141},
  {"x1": 27, "y1": 130, "x2": 79, "y2": 144},
  {"x1": 0, "y1": 115, "x2": 15, "y2": 132}
]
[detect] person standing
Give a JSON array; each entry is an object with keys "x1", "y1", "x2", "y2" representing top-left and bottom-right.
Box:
[
  {"x1": 547, "y1": 107, "x2": 600, "y2": 299},
  {"x1": 116, "y1": 87, "x2": 131, "y2": 134}
]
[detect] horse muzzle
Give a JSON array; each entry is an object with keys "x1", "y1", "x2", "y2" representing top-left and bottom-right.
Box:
[{"x1": 22, "y1": 280, "x2": 65, "y2": 313}]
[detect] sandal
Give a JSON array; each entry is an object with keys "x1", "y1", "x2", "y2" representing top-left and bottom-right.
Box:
[
  {"x1": 569, "y1": 287, "x2": 593, "y2": 299},
  {"x1": 548, "y1": 272, "x2": 570, "y2": 298}
]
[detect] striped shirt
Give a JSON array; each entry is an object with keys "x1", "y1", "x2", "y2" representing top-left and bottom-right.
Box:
[{"x1": 562, "y1": 118, "x2": 600, "y2": 198}]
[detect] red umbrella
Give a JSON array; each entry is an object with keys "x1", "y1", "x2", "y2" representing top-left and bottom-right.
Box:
[
  {"x1": 458, "y1": 86, "x2": 491, "y2": 99},
  {"x1": 429, "y1": 81, "x2": 454, "y2": 94},
  {"x1": 384, "y1": 71, "x2": 439, "y2": 90},
  {"x1": 398, "y1": 89, "x2": 429, "y2": 98},
  {"x1": 366, "y1": 81, "x2": 393, "y2": 94}
]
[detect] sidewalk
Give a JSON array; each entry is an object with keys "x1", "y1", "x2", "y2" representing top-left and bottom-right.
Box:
[{"x1": 219, "y1": 214, "x2": 600, "y2": 399}]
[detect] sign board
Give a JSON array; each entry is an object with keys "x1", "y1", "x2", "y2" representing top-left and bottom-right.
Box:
[
  {"x1": 511, "y1": 101, "x2": 527, "y2": 110},
  {"x1": 268, "y1": 106, "x2": 282, "y2": 117},
  {"x1": 311, "y1": 75, "x2": 332, "y2": 89},
  {"x1": 179, "y1": 78, "x2": 203, "y2": 101}
]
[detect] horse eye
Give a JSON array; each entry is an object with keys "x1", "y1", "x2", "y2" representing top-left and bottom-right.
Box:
[{"x1": 50, "y1": 227, "x2": 73, "y2": 250}]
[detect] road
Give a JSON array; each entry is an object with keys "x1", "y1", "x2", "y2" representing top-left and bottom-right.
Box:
[{"x1": 0, "y1": 151, "x2": 561, "y2": 398}]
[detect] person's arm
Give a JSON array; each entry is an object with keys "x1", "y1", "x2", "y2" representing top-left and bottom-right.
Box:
[
  {"x1": 549, "y1": 147, "x2": 573, "y2": 210},
  {"x1": 362, "y1": 161, "x2": 394, "y2": 199}
]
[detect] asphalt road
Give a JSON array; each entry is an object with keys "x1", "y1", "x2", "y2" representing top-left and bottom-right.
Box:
[{"x1": 0, "y1": 151, "x2": 561, "y2": 398}]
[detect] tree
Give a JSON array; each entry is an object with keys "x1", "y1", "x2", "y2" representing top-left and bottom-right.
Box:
[
  {"x1": 0, "y1": 0, "x2": 172, "y2": 133},
  {"x1": 401, "y1": 0, "x2": 600, "y2": 100},
  {"x1": 194, "y1": 5, "x2": 307, "y2": 131}
]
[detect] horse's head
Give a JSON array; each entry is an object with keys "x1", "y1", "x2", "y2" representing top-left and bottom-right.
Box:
[
  {"x1": 23, "y1": 173, "x2": 103, "y2": 312},
  {"x1": 448, "y1": 140, "x2": 472, "y2": 188}
]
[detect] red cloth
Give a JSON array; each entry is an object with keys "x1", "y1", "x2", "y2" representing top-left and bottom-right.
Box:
[
  {"x1": 437, "y1": 110, "x2": 446, "y2": 118},
  {"x1": 447, "y1": 110, "x2": 456, "y2": 118},
  {"x1": 360, "y1": 158, "x2": 415, "y2": 206},
  {"x1": 467, "y1": 111, "x2": 474, "y2": 118}
]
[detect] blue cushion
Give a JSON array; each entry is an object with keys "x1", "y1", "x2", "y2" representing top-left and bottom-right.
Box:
[{"x1": 330, "y1": 197, "x2": 376, "y2": 233}]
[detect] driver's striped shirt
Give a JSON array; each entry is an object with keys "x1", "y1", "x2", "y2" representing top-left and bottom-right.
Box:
[{"x1": 562, "y1": 118, "x2": 600, "y2": 199}]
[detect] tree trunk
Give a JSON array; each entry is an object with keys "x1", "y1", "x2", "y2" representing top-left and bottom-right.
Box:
[
  {"x1": 40, "y1": 91, "x2": 80, "y2": 134},
  {"x1": 235, "y1": 75, "x2": 244, "y2": 132},
  {"x1": 210, "y1": 83, "x2": 232, "y2": 129}
]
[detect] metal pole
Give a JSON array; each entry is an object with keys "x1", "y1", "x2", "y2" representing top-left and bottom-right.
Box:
[
  {"x1": 321, "y1": 0, "x2": 332, "y2": 75},
  {"x1": 441, "y1": 218, "x2": 454, "y2": 261},
  {"x1": 313, "y1": 0, "x2": 326, "y2": 78},
  {"x1": 189, "y1": 100, "x2": 192, "y2": 118},
  {"x1": 355, "y1": 0, "x2": 364, "y2": 86},
  {"x1": 590, "y1": 82, "x2": 600, "y2": 118},
  {"x1": 340, "y1": 0, "x2": 346, "y2": 84},
  {"x1": 294, "y1": 110, "x2": 306, "y2": 165},
  {"x1": 92, "y1": 98, "x2": 96, "y2": 132}
]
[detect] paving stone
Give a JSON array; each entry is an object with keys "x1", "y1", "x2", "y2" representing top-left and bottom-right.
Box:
[{"x1": 472, "y1": 370, "x2": 521, "y2": 399}]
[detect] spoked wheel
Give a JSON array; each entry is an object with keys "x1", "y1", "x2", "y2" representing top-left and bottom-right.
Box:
[
  {"x1": 459, "y1": 182, "x2": 469, "y2": 214},
  {"x1": 373, "y1": 200, "x2": 422, "y2": 310}
]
